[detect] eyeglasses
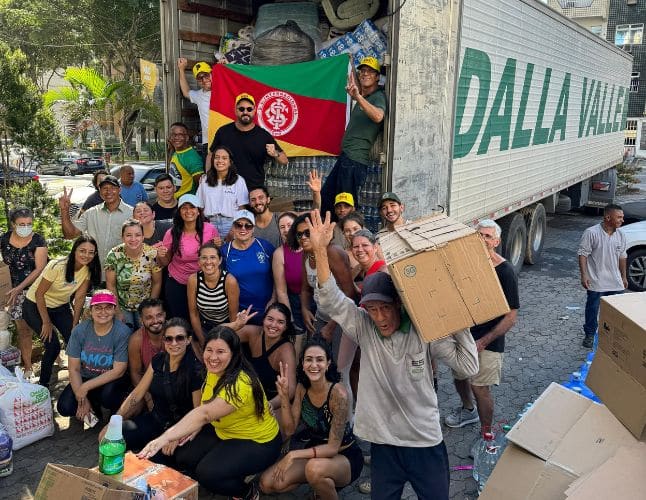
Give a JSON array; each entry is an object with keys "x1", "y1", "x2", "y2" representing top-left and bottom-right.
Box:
[
  {"x1": 92, "y1": 304, "x2": 114, "y2": 311},
  {"x1": 196, "y1": 74, "x2": 210, "y2": 81},
  {"x1": 234, "y1": 222, "x2": 254, "y2": 230},
  {"x1": 164, "y1": 334, "x2": 187, "y2": 344},
  {"x1": 237, "y1": 106, "x2": 254, "y2": 113},
  {"x1": 296, "y1": 229, "x2": 311, "y2": 240}
]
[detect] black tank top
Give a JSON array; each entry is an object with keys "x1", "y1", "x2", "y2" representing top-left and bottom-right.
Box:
[
  {"x1": 301, "y1": 383, "x2": 355, "y2": 447},
  {"x1": 248, "y1": 334, "x2": 289, "y2": 400}
]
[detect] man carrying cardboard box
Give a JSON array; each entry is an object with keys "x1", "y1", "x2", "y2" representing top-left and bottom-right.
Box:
[
  {"x1": 445, "y1": 220, "x2": 519, "y2": 434},
  {"x1": 577, "y1": 203, "x2": 627, "y2": 348},
  {"x1": 308, "y1": 210, "x2": 479, "y2": 499}
]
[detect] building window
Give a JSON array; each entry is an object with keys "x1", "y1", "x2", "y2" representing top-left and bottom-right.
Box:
[
  {"x1": 615, "y1": 24, "x2": 644, "y2": 45},
  {"x1": 626, "y1": 119, "x2": 638, "y2": 131},
  {"x1": 625, "y1": 136, "x2": 636, "y2": 146},
  {"x1": 631, "y1": 72, "x2": 640, "y2": 93},
  {"x1": 590, "y1": 25, "x2": 602, "y2": 37}
]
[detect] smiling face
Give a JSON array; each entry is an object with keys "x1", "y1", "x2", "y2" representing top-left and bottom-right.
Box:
[
  {"x1": 179, "y1": 203, "x2": 199, "y2": 223},
  {"x1": 278, "y1": 216, "x2": 295, "y2": 242},
  {"x1": 99, "y1": 183, "x2": 120, "y2": 205},
  {"x1": 122, "y1": 224, "x2": 144, "y2": 251},
  {"x1": 235, "y1": 99, "x2": 255, "y2": 127},
  {"x1": 351, "y1": 235, "x2": 376, "y2": 266},
  {"x1": 91, "y1": 303, "x2": 116, "y2": 326},
  {"x1": 140, "y1": 305, "x2": 165, "y2": 335},
  {"x1": 295, "y1": 221, "x2": 312, "y2": 251},
  {"x1": 342, "y1": 220, "x2": 362, "y2": 245},
  {"x1": 363, "y1": 300, "x2": 401, "y2": 337},
  {"x1": 232, "y1": 218, "x2": 254, "y2": 244},
  {"x1": 199, "y1": 246, "x2": 221, "y2": 275},
  {"x1": 170, "y1": 125, "x2": 190, "y2": 150},
  {"x1": 302, "y1": 345, "x2": 330, "y2": 384},
  {"x1": 212, "y1": 148, "x2": 232, "y2": 176},
  {"x1": 196, "y1": 72, "x2": 211, "y2": 91},
  {"x1": 203, "y1": 338, "x2": 232, "y2": 376},
  {"x1": 380, "y1": 200, "x2": 404, "y2": 225},
  {"x1": 163, "y1": 325, "x2": 190, "y2": 356},
  {"x1": 75, "y1": 241, "x2": 97, "y2": 266},
  {"x1": 133, "y1": 203, "x2": 154, "y2": 225},
  {"x1": 155, "y1": 179, "x2": 176, "y2": 204},
  {"x1": 263, "y1": 308, "x2": 288, "y2": 340},
  {"x1": 357, "y1": 66, "x2": 380, "y2": 90},
  {"x1": 249, "y1": 189, "x2": 269, "y2": 215}
]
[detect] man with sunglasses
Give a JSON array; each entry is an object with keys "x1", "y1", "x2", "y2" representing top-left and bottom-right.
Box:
[
  {"x1": 178, "y1": 58, "x2": 212, "y2": 159},
  {"x1": 321, "y1": 57, "x2": 387, "y2": 218},
  {"x1": 208, "y1": 93, "x2": 288, "y2": 189}
]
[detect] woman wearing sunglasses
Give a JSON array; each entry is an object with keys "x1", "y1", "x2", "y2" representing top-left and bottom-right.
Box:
[
  {"x1": 221, "y1": 210, "x2": 275, "y2": 326},
  {"x1": 99, "y1": 318, "x2": 203, "y2": 464},
  {"x1": 56, "y1": 290, "x2": 131, "y2": 422},
  {"x1": 196, "y1": 145, "x2": 249, "y2": 238}
]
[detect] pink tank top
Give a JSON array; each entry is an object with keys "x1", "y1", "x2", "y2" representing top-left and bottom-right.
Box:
[
  {"x1": 283, "y1": 243, "x2": 304, "y2": 295},
  {"x1": 140, "y1": 330, "x2": 164, "y2": 369}
]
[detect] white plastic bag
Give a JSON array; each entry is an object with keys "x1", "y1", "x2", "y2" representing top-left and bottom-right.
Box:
[{"x1": 0, "y1": 368, "x2": 55, "y2": 450}]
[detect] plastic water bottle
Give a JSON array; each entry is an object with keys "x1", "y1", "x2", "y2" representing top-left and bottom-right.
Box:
[
  {"x1": 476, "y1": 432, "x2": 500, "y2": 492},
  {"x1": 0, "y1": 424, "x2": 13, "y2": 477},
  {"x1": 99, "y1": 415, "x2": 126, "y2": 479},
  {"x1": 472, "y1": 431, "x2": 495, "y2": 482}
]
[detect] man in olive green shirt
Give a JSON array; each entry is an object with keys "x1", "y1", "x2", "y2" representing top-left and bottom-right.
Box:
[{"x1": 321, "y1": 56, "x2": 387, "y2": 217}]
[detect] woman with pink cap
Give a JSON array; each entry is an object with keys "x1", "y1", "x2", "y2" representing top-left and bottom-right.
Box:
[{"x1": 56, "y1": 289, "x2": 131, "y2": 423}]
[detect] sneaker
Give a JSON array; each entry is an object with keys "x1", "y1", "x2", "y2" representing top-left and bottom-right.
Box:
[
  {"x1": 582, "y1": 335, "x2": 594, "y2": 348},
  {"x1": 444, "y1": 406, "x2": 479, "y2": 428},
  {"x1": 358, "y1": 480, "x2": 371, "y2": 495}
]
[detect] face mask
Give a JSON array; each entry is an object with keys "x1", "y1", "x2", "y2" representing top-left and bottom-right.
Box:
[{"x1": 15, "y1": 225, "x2": 33, "y2": 238}]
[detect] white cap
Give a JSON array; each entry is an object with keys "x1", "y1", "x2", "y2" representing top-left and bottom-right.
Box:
[{"x1": 105, "y1": 414, "x2": 123, "y2": 440}]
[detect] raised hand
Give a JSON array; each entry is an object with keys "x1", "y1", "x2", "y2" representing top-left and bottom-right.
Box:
[
  {"x1": 346, "y1": 70, "x2": 360, "y2": 100},
  {"x1": 58, "y1": 186, "x2": 73, "y2": 215},
  {"x1": 276, "y1": 361, "x2": 289, "y2": 401},
  {"x1": 177, "y1": 57, "x2": 188, "y2": 70},
  {"x1": 307, "y1": 170, "x2": 321, "y2": 194},
  {"x1": 305, "y1": 210, "x2": 335, "y2": 251}
]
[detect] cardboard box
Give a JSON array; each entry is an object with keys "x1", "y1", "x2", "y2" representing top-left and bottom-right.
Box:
[
  {"x1": 378, "y1": 214, "x2": 510, "y2": 341},
  {"x1": 93, "y1": 452, "x2": 198, "y2": 500},
  {"x1": 586, "y1": 292, "x2": 646, "y2": 439},
  {"x1": 479, "y1": 383, "x2": 641, "y2": 500},
  {"x1": 0, "y1": 263, "x2": 11, "y2": 309},
  {"x1": 34, "y1": 464, "x2": 144, "y2": 500}
]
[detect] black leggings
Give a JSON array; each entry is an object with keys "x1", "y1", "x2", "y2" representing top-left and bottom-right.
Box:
[
  {"x1": 23, "y1": 299, "x2": 73, "y2": 387},
  {"x1": 122, "y1": 412, "x2": 176, "y2": 466},
  {"x1": 165, "y1": 276, "x2": 189, "y2": 319},
  {"x1": 56, "y1": 377, "x2": 128, "y2": 417},
  {"x1": 174, "y1": 425, "x2": 282, "y2": 497}
]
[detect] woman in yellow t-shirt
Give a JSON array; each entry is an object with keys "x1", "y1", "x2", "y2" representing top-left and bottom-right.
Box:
[
  {"x1": 138, "y1": 325, "x2": 281, "y2": 500},
  {"x1": 23, "y1": 234, "x2": 102, "y2": 387}
]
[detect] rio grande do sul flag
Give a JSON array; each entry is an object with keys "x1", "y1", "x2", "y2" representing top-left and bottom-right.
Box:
[{"x1": 208, "y1": 55, "x2": 350, "y2": 156}]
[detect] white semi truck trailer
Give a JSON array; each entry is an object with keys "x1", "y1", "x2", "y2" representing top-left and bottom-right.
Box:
[{"x1": 160, "y1": 0, "x2": 632, "y2": 273}]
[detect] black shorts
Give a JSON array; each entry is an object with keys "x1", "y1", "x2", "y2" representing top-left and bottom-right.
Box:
[{"x1": 340, "y1": 442, "x2": 364, "y2": 485}]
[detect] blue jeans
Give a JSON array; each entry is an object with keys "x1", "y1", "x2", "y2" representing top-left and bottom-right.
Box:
[
  {"x1": 371, "y1": 441, "x2": 450, "y2": 500},
  {"x1": 584, "y1": 289, "x2": 624, "y2": 336},
  {"x1": 321, "y1": 153, "x2": 369, "y2": 218},
  {"x1": 208, "y1": 215, "x2": 233, "y2": 239}
]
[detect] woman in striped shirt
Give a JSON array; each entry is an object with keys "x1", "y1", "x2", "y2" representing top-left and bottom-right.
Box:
[{"x1": 187, "y1": 243, "x2": 239, "y2": 346}]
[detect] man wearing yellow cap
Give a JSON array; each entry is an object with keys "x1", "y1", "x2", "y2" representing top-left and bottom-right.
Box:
[
  {"x1": 321, "y1": 56, "x2": 387, "y2": 218},
  {"x1": 178, "y1": 58, "x2": 212, "y2": 157},
  {"x1": 208, "y1": 93, "x2": 288, "y2": 190}
]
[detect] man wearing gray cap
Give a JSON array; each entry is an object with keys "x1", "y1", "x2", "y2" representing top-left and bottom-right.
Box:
[
  {"x1": 306, "y1": 210, "x2": 478, "y2": 500},
  {"x1": 59, "y1": 175, "x2": 133, "y2": 273}
]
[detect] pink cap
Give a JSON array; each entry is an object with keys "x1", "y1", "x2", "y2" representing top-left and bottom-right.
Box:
[{"x1": 90, "y1": 290, "x2": 117, "y2": 306}]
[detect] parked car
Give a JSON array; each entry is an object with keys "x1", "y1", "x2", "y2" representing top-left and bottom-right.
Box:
[
  {"x1": 623, "y1": 220, "x2": 646, "y2": 292},
  {"x1": 0, "y1": 166, "x2": 39, "y2": 190},
  {"x1": 621, "y1": 200, "x2": 646, "y2": 224},
  {"x1": 38, "y1": 150, "x2": 106, "y2": 176}
]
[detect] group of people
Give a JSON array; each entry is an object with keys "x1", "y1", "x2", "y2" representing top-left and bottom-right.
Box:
[{"x1": 0, "y1": 56, "x2": 531, "y2": 500}]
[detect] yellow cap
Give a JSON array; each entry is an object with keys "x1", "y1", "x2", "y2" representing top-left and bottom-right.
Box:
[
  {"x1": 334, "y1": 192, "x2": 355, "y2": 207},
  {"x1": 357, "y1": 57, "x2": 380, "y2": 73},
  {"x1": 235, "y1": 93, "x2": 255, "y2": 106},
  {"x1": 192, "y1": 62, "x2": 211, "y2": 79}
]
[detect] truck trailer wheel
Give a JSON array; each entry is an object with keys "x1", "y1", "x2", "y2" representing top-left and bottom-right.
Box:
[
  {"x1": 498, "y1": 213, "x2": 527, "y2": 275},
  {"x1": 521, "y1": 203, "x2": 546, "y2": 265}
]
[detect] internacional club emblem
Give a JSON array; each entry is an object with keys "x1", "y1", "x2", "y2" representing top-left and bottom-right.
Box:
[{"x1": 257, "y1": 91, "x2": 299, "y2": 137}]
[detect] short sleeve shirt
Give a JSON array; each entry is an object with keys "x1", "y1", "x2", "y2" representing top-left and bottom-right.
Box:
[
  {"x1": 25, "y1": 258, "x2": 89, "y2": 308},
  {"x1": 577, "y1": 224, "x2": 627, "y2": 292},
  {"x1": 201, "y1": 370, "x2": 278, "y2": 442},
  {"x1": 119, "y1": 182, "x2": 148, "y2": 206},
  {"x1": 162, "y1": 223, "x2": 220, "y2": 284},
  {"x1": 152, "y1": 203, "x2": 177, "y2": 223},
  {"x1": 66, "y1": 319, "x2": 130, "y2": 379},
  {"x1": 342, "y1": 89, "x2": 386, "y2": 164},
  {"x1": 197, "y1": 175, "x2": 249, "y2": 218},
  {"x1": 1, "y1": 231, "x2": 47, "y2": 286},
  {"x1": 104, "y1": 243, "x2": 161, "y2": 311},
  {"x1": 144, "y1": 220, "x2": 172, "y2": 246},
  {"x1": 171, "y1": 147, "x2": 204, "y2": 197},
  {"x1": 188, "y1": 89, "x2": 211, "y2": 144},
  {"x1": 210, "y1": 123, "x2": 282, "y2": 189}
]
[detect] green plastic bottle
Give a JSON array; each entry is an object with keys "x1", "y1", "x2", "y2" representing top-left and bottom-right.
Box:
[{"x1": 99, "y1": 414, "x2": 126, "y2": 477}]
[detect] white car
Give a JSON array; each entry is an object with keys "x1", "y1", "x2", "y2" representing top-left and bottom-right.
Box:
[{"x1": 623, "y1": 220, "x2": 646, "y2": 291}]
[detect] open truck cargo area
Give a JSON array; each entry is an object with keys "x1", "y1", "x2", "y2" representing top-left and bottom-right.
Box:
[{"x1": 160, "y1": 0, "x2": 632, "y2": 273}]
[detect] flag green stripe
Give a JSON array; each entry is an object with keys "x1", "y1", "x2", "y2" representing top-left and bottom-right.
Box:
[{"x1": 226, "y1": 55, "x2": 349, "y2": 103}]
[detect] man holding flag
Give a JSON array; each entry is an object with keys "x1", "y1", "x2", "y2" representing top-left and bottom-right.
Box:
[
  {"x1": 207, "y1": 93, "x2": 288, "y2": 189},
  {"x1": 321, "y1": 57, "x2": 387, "y2": 218}
]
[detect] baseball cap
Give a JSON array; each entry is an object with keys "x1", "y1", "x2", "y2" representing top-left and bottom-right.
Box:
[
  {"x1": 98, "y1": 175, "x2": 120, "y2": 188},
  {"x1": 334, "y1": 192, "x2": 355, "y2": 207},
  {"x1": 357, "y1": 56, "x2": 381, "y2": 73},
  {"x1": 90, "y1": 290, "x2": 117, "y2": 307},
  {"x1": 192, "y1": 62, "x2": 211, "y2": 79},
  {"x1": 233, "y1": 209, "x2": 256, "y2": 225},
  {"x1": 178, "y1": 193, "x2": 203, "y2": 209},
  {"x1": 379, "y1": 192, "x2": 402, "y2": 207},
  {"x1": 235, "y1": 93, "x2": 255, "y2": 106},
  {"x1": 359, "y1": 272, "x2": 398, "y2": 305}
]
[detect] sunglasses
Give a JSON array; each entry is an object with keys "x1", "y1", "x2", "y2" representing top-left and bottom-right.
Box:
[
  {"x1": 234, "y1": 222, "x2": 253, "y2": 230},
  {"x1": 296, "y1": 229, "x2": 311, "y2": 240},
  {"x1": 237, "y1": 106, "x2": 254, "y2": 113},
  {"x1": 164, "y1": 334, "x2": 187, "y2": 344},
  {"x1": 196, "y1": 74, "x2": 210, "y2": 81}
]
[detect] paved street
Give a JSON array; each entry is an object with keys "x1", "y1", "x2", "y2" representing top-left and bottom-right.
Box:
[{"x1": 0, "y1": 209, "x2": 631, "y2": 499}]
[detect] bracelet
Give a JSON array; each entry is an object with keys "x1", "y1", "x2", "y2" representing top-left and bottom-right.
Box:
[{"x1": 312, "y1": 447, "x2": 317, "y2": 458}]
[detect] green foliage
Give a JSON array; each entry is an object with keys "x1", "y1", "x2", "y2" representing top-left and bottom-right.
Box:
[{"x1": 617, "y1": 161, "x2": 640, "y2": 191}]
